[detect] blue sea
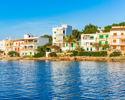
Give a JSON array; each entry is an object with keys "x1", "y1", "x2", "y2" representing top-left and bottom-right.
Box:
[{"x1": 0, "y1": 60, "x2": 125, "y2": 100}]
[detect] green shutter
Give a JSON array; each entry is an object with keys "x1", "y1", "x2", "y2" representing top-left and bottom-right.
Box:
[
  {"x1": 106, "y1": 35, "x2": 109, "y2": 38},
  {"x1": 99, "y1": 35, "x2": 104, "y2": 39},
  {"x1": 25, "y1": 53, "x2": 27, "y2": 55},
  {"x1": 34, "y1": 52, "x2": 36, "y2": 54},
  {"x1": 71, "y1": 43, "x2": 73, "y2": 47},
  {"x1": 54, "y1": 37, "x2": 56, "y2": 39},
  {"x1": 99, "y1": 41, "x2": 102, "y2": 44},
  {"x1": 87, "y1": 48, "x2": 89, "y2": 51},
  {"x1": 66, "y1": 43, "x2": 68, "y2": 47},
  {"x1": 83, "y1": 37, "x2": 84, "y2": 39},
  {"x1": 90, "y1": 36, "x2": 94, "y2": 39},
  {"x1": 102, "y1": 48, "x2": 104, "y2": 50},
  {"x1": 91, "y1": 48, "x2": 92, "y2": 51},
  {"x1": 54, "y1": 31, "x2": 56, "y2": 33},
  {"x1": 105, "y1": 41, "x2": 108, "y2": 44},
  {"x1": 30, "y1": 52, "x2": 32, "y2": 55},
  {"x1": 63, "y1": 30, "x2": 65, "y2": 33},
  {"x1": 7, "y1": 44, "x2": 8, "y2": 46}
]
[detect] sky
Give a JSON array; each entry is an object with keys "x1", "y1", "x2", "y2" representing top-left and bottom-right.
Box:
[{"x1": 0, "y1": 0, "x2": 125, "y2": 40}]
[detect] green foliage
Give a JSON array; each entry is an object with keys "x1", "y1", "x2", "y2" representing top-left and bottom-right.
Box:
[
  {"x1": 92, "y1": 43, "x2": 102, "y2": 51},
  {"x1": 82, "y1": 24, "x2": 99, "y2": 34},
  {"x1": 92, "y1": 51, "x2": 107, "y2": 57},
  {"x1": 101, "y1": 44, "x2": 110, "y2": 50},
  {"x1": 72, "y1": 51, "x2": 78, "y2": 56},
  {"x1": 66, "y1": 50, "x2": 74, "y2": 53},
  {"x1": 33, "y1": 53, "x2": 45, "y2": 57},
  {"x1": 72, "y1": 29, "x2": 82, "y2": 39},
  {"x1": 77, "y1": 51, "x2": 84, "y2": 56},
  {"x1": 118, "y1": 22, "x2": 125, "y2": 26},
  {"x1": 16, "y1": 53, "x2": 20, "y2": 57},
  {"x1": 7, "y1": 51, "x2": 16, "y2": 56},
  {"x1": 49, "y1": 52, "x2": 57, "y2": 57},
  {"x1": 82, "y1": 51, "x2": 91, "y2": 56},
  {"x1": 63, "y1": 34, "x2": 77, "y2": 50},
  {"x1": 75, "y1": 45, "x2": 84, "y2": 52},
  {"x1": 109, "y1": 52, "x2": 121, "y2": 57},
  {"x1": 103, "y1": 25, "x2": 112, "y2": 32}
]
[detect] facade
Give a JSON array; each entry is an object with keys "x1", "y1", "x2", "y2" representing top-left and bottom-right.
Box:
[
  {"x1": 20, "y1": 34, "x2": 49, "y2": 56},
  {"x1": 81, "y1": 34, "x2": 97, "y2": 51},
  {"x1": 0, "y1": 40, "x2": 6, "y2": 51},
  {"x1": 52, "y1": 24, "x2": 75, "y2": 51},
  {"x1": 110, "y1": 26, "x2": 125, "y2": 51},
  {"x1": 97, "y1": 32, "x2": 110, "y2": 50}
]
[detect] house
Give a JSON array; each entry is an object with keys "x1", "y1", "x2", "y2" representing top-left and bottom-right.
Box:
[
  {"x1": 110, "y1": 26, "x2": 125, "y2": 51},
  {"x1": 52, "y1": 24, "x2": 77, "y2": 51},
  {"x1": 81, "y1": 34, "x2": 97, "y2": 51},
  {"x1": 0, "y1": 40, "x2": 6, "y2": 55}
]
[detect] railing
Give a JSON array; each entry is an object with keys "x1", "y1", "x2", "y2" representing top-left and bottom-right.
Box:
[
  {"x1": 21, "y1": 42, "x2": 33, "y2": 45},
  {"x1": 21, "y1": 48, "x2": 34, "y2": 51}
]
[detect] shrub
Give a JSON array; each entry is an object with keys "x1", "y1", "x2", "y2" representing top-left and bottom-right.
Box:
[
  {"x1": 66, "y1": 50, "x2": 74, "y2": 53},
  {"x1": 7, "y1": 51, "x2": 16, "y2": 57},
  {"x1": 78, "y1": 52, "x2": 84, "y2": 56},
  {"x1": 92, "y1": 51, "x2": 107, "y2": 57},
  {"x1": 109, "y1": 52, "x2": 121, "y2": 57},
  {"x1": 72, "y1": 50, "x2": 78, "y2": 56},
  {"x1": 33, "y1": 53, "x2": 44, "y2": 57},
  {"x1": 49, "y1": 52, "x2": 57, "y2": 57},
  {"x1": 16, "y1": 53, "x2": 20, "y2": 57},
  {"x1": 70, "y1": 54, "x2": 74, "y2": 57},
  {"x1": 82, "y1": 51, "x2": 91, "y2": 56}
]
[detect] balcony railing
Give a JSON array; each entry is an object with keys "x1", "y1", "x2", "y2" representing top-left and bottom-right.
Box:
[
  {"x1": 21, "y1": 48, "x2": 34, "y2": 51},
  {"x1": 21, "y1": 42, "x2": 33, "y2": 45}
]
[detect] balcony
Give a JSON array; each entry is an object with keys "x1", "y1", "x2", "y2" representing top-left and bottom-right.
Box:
[
  {"x1": 21, "y1": 42, "x2": 33, "y2": 45},
  {"x1": 21, "y1": 48, "x2": 34, "y2": 51}
]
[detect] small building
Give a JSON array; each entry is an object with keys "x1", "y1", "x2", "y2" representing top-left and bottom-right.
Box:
[
  {"x1": 0, "y1": 40, "x2": 6, "y2": 54},
  {"x1": 81, "y1": 33, "x2": 97, "y2": 51}
]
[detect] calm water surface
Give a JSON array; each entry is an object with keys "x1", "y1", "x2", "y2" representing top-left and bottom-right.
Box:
[{"x1": 0, "y1": 60, "x2": 125, "y2": 100}]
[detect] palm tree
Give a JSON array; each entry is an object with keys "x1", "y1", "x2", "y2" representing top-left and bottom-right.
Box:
[{"x1": 63, "y1": 34, "x2": 77, "y2": 50}]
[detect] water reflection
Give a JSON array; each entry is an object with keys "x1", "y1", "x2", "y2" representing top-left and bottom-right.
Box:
[{"x1": 50, "y1": 61, "x2": 82, "y2": 100}]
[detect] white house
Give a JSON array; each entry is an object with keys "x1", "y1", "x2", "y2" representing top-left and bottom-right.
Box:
[
  {"x1": 0, "y1": 40, "x2": 6, "y2": 55},
  {"x1": 52, "y1": 24, "x2": 76, "y2": 51},
  {"x1": 81, "y1": 33, "x2": 97, "y2": 51}
]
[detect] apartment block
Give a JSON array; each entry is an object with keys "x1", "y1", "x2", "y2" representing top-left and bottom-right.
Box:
[
  {"x1": 110, "y1": 26, "x2": 125, "y2": 51},
  {"x1": 81, "y1": 34, "x2": 97, "y2": 51},
  {"x1": 52, "y1": 24, "x2": 77, "y2": 51}
]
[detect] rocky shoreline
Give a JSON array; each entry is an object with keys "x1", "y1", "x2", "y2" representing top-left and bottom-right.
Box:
[{"x1": 0, "y1": 56, "x2": 125, "y2": 62}]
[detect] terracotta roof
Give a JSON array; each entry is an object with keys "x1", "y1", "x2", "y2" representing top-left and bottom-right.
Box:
[
  {"x1": 100, "y1": 29, "x2": 104, "y2": 31},
  {"x1": 110, "y1": 27, "x2": 125, "y2": 31}
]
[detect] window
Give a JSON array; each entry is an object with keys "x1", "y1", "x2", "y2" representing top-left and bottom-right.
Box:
[
  {"x1": 66, "y1": 43, "x2": 68, "y2": 47},
  {"x1": 90, "y1": 43, "x2": 93, "y2": 45},
  {"x1": 30, "y1": 52, "x2": 32, "y2": 55},
  {"x1": 121, "y1": 33, "x2": 124, "y2": 35},
  {"x1": 54, "y1": 31, "x2": 56, "y2": 34},
  {"x1": 113, "y1": 40, "x2": 116, "y2": 43},
  {"x1": 106, "y1": 35, "x2": 109, "y2": 38},
  {"x1": 105, "y1": 41, "x2": 108, "y2": 44},
  {"x1": 87, "y1": 48, "x2": 89, "y2": 51},
  {"x1": 99, "y1": 35, "x2": 104, "y2": 39},
  {"x1": 121, "y1": 40, "x2": 125, "y2": 42},
  {"x1": 16, "y1": 43, "x2": 17, "y2": 45},
  {"x1": 113, "y1": 46, "x2": 116, "y2": 49},
  {"x1": 99, "y1": 41, "x2": 102, "y2": 44},
  {"x1": 54, "y1": 37, "x2": 56, "y2": 39},
  {"x1": 83, "y1": 37, "x2": 84, "y2": 39},
  {"x1": 113, "y1": 33, "x2": 117, "y2": 36},
  {"x1": 63, "y1": 30, "x2": 65, "y2": 33},
  {"x1": 90, "y1": 36, "x2": 94, "y2": 39}
]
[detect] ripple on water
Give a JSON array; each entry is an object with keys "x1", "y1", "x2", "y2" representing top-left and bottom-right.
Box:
[{"x1": 0, "y1": 61, "x2": 125, "y2": 99}]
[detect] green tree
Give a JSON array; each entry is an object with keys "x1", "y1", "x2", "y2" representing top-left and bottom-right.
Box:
[
  {"x1": 75, "y1": 45, "x2": 84, "y2": 52},
  {"x1": 82, "y1": 24, "x2": 99, "y2": 34},
  {"x1": 103, "y1": 25, "x2": 112, "y2": 32},
  {"x1": 101, "y1": 44, "x2": 110, "y2": 50},
  {"x1": 92, "y1": 43, "x2": 102, "y2": 51},
  {"x1": 63, "y1": 34, "x2": 77, "y2": 50},
  {"x1": 7, "y1": 51, "x2": 16, "y2": 57},
  {"x1": 119, "y1": 22, "x2": 125, "y2": 26},
  {"x1": 72, "y1": 29, "x2": 82, "y2": 39}
]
